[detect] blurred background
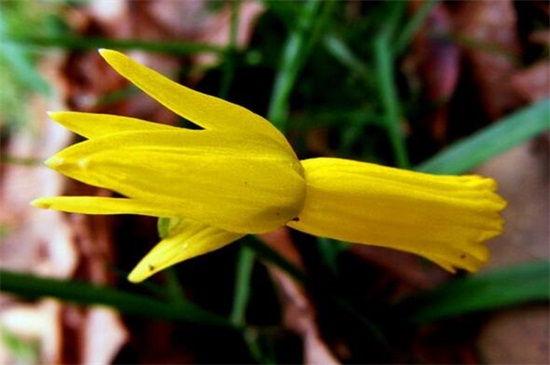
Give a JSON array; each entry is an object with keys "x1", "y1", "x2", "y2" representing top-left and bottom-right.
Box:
[{"x1": 0, "y1": 0, "x2": 548, "y2": 364}]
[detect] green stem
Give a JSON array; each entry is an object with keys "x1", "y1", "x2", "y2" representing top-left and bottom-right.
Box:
[
  {"x1": 163, "y1": 267, "x2": 187, "y2": 304},
  {"x1": 323, "y1": 34, "x2": 372, "y2": 84},
  {"x1": 230, "y1": 0, "x2": 322, "y2": 334},
  {"x1": 374, "y1": 31, "x2": 410, "y2": 168},
  {"x1": 393, "y1": 0, "x2": 439, "y2": 55},
  {"x1": 267, "y1": 0, "x2": 321, "y2": 130},
  {"x1": 230, "y1": 246, "x2": 256, "y2": 326},
  {"x1": 7, "y1": 35, "x2": 225, "y2": 55},
  {"x1": 383, "y1": 1, "x2": 407, "y2": 41},
  {"x1": 219, "y1": 0, "x2": 240, "y2": 99}
]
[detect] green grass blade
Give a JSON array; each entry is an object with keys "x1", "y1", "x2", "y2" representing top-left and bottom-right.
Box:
[
  {"x1": 0, "y1": 43, "x2": 50, "y2": 95},
  {"x1": 323, "y1": 34, "x2": 374, "y2": 88},
  {"x1": 0, "y1": 10, "x2": 50, "y2": 95},
  {"x1": 268, "y1": 0, "x2": 322, "y2": 131},
  {"x1": 0, "y1": 269, "x2": 235, "y2": 328},
  {"x1": 374, "y1": 31, "x2": 411, "y2": 168},
  {"x1": 219, "y1": 0, "x2": 240, "y2": 99},
  {"x1": 8, "y1": 35, "x2": 225, "y2": 55},
  {"x1": 399, "y1": 261, "x2": 550, "y2": 324},
  {"x1": 230, "y1": 246, "x2": 256, "y2": 326},
  {"x1": 393, "y1": 0, "x2": 439, "y2": 55},
  {"x1": 416, "y1": 99, "x2": 550, "y2": 174}
]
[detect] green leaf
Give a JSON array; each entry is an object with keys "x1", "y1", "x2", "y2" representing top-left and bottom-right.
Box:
[
  {"x1": 7, "y1": 35, "x2": 225, "y2": 55},
  {"x1": 373, "y1": 30, "x2": 410, "y2": 168},
  {"x1": 323, "y1": 34, "x2": 372, "y2": 84},
  {"x1": 416, "y1": 99, "x2": 550, "y2": 174},
  {"x1": 0, "y1": 2, "x2": 50, "y2": 95},
  {"x1": 393, "y1": 0, "x2": 439, "y2": 55},
  {"x1": 399, "y1": 261, "x2": 550, "y2": 323},
  {"x1": 230, "y1": 245, "x2": 256, "y2": 326},
  {"x1": 268, "y1": 0, "x2": 323, "y2": 131},
  {"x1": 1, "y1": 326, "x2": 39, "y2": 364},
  {"x1": 0, "y1": 269, "x2": 235, "y2": 328}
]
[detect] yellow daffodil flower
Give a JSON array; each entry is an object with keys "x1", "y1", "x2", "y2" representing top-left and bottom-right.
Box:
[{"x1": 32, "y1": 49, "x2": 506, "y2": 283}]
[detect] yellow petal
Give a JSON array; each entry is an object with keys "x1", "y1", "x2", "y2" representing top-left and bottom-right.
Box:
[
  {"x1": 45, "y1": 130, "x2": 305, "y2": 233},
  {"x1": 128, "y1": 219, "x2": 243, "y2": 282},
  {"x1": 48, "y1": 111, "x2": 176, "y2": 139},
  {"x1": 31, "y1": 196, "x2": 177, "y2": 217},
  {"x1": 98, "y1": 49, "x2": 294, "y2": 154},
  {"x1": 288, "y1": 158, "x2": 506, "y2": 272}
]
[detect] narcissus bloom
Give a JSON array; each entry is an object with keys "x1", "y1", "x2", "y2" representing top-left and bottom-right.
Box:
[{"x1": 32, "y1": 49, "x2": 506, "y2": 283}]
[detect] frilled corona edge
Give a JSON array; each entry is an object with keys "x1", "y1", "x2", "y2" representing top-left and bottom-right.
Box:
[
  {"x1": 287, "y1": 158, "x2": 505, "y2": 272},
  {"x1": 32, "y1": 49, "x2": 506, "y2": 282}
]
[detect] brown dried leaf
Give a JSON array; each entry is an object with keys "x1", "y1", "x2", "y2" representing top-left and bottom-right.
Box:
[
  {"x1": 1, "y1": 45, "x2": 129, "y2": 365},
  {"x1": 86, "y1": 0, "x2": 264, "y2": 68},
  {"x1": 191, "y1": 1, "x2": 265, "y2": 66},
  {"x1": 476, "y1": 138, "x2": 549, "y2": 268},
  {"x1": 87, "y1": 0, "x2": 130, "y2": 37},
  {"x1": 474, "y1": 138, "x2": 549, "y2": 363},
  {"x1": 477, "y1": 305, "x2": 549, "y2": 364},
  {"x1": 0, "y1": 299, "x2": 63, "y2": 364},
  {"x1": 405, "y1": 2, "x2": 461, "y2": 141},
  {"x1": 349, "y1": 245, "x2": 450, "y2": 293},
  {"x1": 0, "y1": 54, "x2": 76, "y2": 278},
  {"x1": 511, "y1": 61, "x2": 550, "y2": 103},
  {"x1": 306, "y1": 128, "x2": 337, "y2": 157},
  {"x1": 529, "y1": 30, "x2": 550, "y2": 47},
  {"x1": 454, "y1": 0, "x2": 523, "y2": 118},
  {"x1": 260, "y1": 229, "x2": 340, "y2": 365},
  {"x1": 82, "y1": 307, "x2": 129, "y2": 365}
]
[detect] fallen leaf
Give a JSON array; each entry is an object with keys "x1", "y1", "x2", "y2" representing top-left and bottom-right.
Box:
[
  {"x1": 476, "y1": 138, "x2": 549, "y2": 268},
  {"x1": 511, "y1": 61, "x2": 550, "y2": 103},
  {"x1": 477, "y1": 305, "x2": 549, "y2": 364},
  {"x1": 0, "y1": 35, "x2": 129, "y2": 365},
  {"x1": 260, "y1": 229, "x2": 340, "y2": 365},
  {"x1": 474, "y1": 137, "x2": 549, "y2": 363},
  {"x1": 0, "y1": 299, "x2": 63, "y2": 364},
  {"x1": 454, "y1": 0, "x2": 523, "y2": 118},
  {"x1": 529, "y1": 30, "x2": 550, "y2": 47},
  {"x1": 405, "y1": 1, "x2": 461, "y2": 142},
  {"x1": 349, "y1": 245, "x2": 450, "y2": 294},
  {"x1": 82, "y1": 307, "x2": 129, "y2": 365}
]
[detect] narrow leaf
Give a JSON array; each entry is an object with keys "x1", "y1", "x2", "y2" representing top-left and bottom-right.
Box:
[
  {"x1": 0, "y1": 269, "x2": 234, "y2": 328},
  {"x1": 399, "y1": 261, "x2": 550, "y2": 323},
  {"x1": 417, "y1": 99, "x2": 550, "y2": 174}
]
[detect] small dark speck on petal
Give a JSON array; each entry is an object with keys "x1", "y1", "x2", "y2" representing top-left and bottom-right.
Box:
[
  {"x1": 460, "y1": 254, "x2": 466, "y2": 259},
  {"x1": 292, "y1": 217, "x2": 300, "y2": 222},
  {"x1": 148, "y1": 264, "x2": 155, "y2": 271}
]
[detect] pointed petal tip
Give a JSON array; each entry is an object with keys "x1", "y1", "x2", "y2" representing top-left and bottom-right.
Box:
[
  {"x1": 44, "y1": 156, "x2": 65, "y2": 169},
  {"x1": 98, "y1": 48, "x2": 122, "y2": 62},
  {"x1": 30, "y1": 197, "x2": 52, "y2": 209},
  {"x1": 127, "y1": 261, "x2": 158, "y2": 283},
  {"x1": 47, "y1": 111, "x2": 67, "y2": 122},
  {"x1": 127, "y1": 269, "x2": 147, "y2": 283}
]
